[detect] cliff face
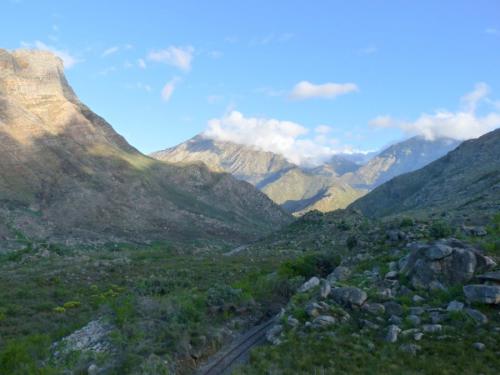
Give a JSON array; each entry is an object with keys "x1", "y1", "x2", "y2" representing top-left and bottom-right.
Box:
[{"x1": 0, "y1": 49, "x2": 291, "y2": 245}]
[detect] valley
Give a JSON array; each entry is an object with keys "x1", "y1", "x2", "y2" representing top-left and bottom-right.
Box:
[{"x1": 1, "y1": 8, "x2": 499, "y2": 373}]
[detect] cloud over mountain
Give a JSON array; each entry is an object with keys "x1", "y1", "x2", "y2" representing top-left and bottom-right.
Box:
[
  {"x1": 204, "y1": 111, "x2": 366, "y2": 166},
  {"x1": 370, "y1": 83, "x2": 500, "y2": 141}
]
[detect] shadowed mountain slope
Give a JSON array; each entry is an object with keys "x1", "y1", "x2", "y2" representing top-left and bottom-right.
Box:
[
  {"x1": 349, "y1": 129, "x2": 500, "y2": 218},
  {"x1": 0, "y1": 49, "x2": 291, "y2": 245}
]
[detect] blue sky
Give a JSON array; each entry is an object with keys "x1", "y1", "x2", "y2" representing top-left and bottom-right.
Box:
[{"x1": 2, "y1": 0, "x2": 500, "y2": 163}]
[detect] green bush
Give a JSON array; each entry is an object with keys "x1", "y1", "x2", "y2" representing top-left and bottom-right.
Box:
[
  {"x1": 429, "y1": 221, "x2": 453, "y2": 239},
  {"x1": 278, "y1": 252, "x2": 339, "y2": 279},
  {"x1": 346, "y1": 235, "x2": 358, "y2": 250}
]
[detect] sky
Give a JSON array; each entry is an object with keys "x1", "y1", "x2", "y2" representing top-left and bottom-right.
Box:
[{"x1": 2, "y1": 0, "x2": 500, "y2": 165}]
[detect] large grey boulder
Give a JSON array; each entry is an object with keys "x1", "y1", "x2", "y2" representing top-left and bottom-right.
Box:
[
  {"x1": 298, "y1": 276, "x2": 320, "y2": 293},
  {"x1": 463, "y1": 284, "x2": 500, "y2": 304},
  {"x1": 327, "y1": 266, "x2": 351, "y2": 283},
  {"x1": 385, "y1": 325, "x2": 401, "y2": 343},
  {"x1": 476, "y1": 271, "x2": 500, "y2": 284},
  {"x1": 399, "y1": 239, "x2": 494, "y2": 289},
  {"x1": 331, "y1": 287, "x2": 367, "y2": 307}
]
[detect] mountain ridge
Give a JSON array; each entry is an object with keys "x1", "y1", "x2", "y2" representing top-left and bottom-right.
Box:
[{"x1": 0, "y1": 49, "x2": 291, "y2": 245}]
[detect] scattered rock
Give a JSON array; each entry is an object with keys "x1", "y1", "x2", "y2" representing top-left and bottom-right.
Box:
[
  {"x1": 87, "y1": 364, "x2": 98, "y2": 375},
  {"x1": 388, "y1": 315, "x2": 403, "y2": 325},
  {"x1": 327, "y1": 266, "x2": 351, "y2": 283},
  {"x1": 331, "y1": 287, "x2": 367, "y2": 307},
  {"x1": 385, "y1": 325, "x2": 401, "y2": 343},
  {"x1": 476, "y1": 271, "x2": 500, "y2": 284},
  {"x1": 446, "y1": 300, "x2": 464, "y2": 312},
  {"x1": 409, "y1": 307, "x2": 425, "y2": 316},
  {"x1": 306, "y1": 302, "x2": 322, "y2": 318},
  {"x1": 287, "y1": 316, "x2": 299, "y2": 328},
  {"x1": 363, "y1": 303, "x2": 385, "y2": 315},
  {"x1": 361, "y1": 319, "x2": 380, "y2": 330},
  {"x1": 53, "y1": 319, "x2": 113, "y2": 358},
  {"x1": 412, "y1": 295, "x2": 425, "y2": 303},
  {"x1": 385, "y1": 271, "x2": 398, "y2": 279},
  {"x1": 422, "y1": 324, "x2": 442, "y2": 333},
  {"x1": 313, "y1": 315, "x2": 336, "y2": 327},
  {"x1": 465, "y1": 308, "x2": 488, "y2": 325},
  {"x1": 298, "y1": 277, "x2": 320, "y2": 293},
  {"x1": 462, "y1": 225, "x2": 487, "y2": 237},
  {"x1": 384, "y1": 301, "x2": 403, "y2": 316},
  {"x1": 319, "y1": 279, "x2": 331, "y2": 299},
  {"x1": 472, "y1": 342, "x2": 486, "y2": 351},
  {"x1": 414, "y1": 332, "x2": 424, "y2": 341},
  {"x1": 406, "y1": 315, "x2": 421, "y2": 326},
  {"x1": 463, "y1": 285, "x2": 500, "y2": 304},
  {"x1": 266, "y1": 324, "x2": 283, "y2": 345},
  {"x1": 429, "y1": 312, "x2": 445, "y2": 324}
]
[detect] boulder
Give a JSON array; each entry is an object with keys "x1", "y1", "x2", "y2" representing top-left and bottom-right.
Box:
[
  {"x1": 363, "y1": 303, "x2": 385, "y2": 315},
  {"x1": 422, "y1": 324, "x2": 442, "y2": 333},
  {"x1": 446, "y1": 300, "x2": 464, "y2": 312},
  {"x1": 298, "y1": 277, "x2": 320, "y2": 293},
  {"x1": 331, "y1": 287, "x2": 367, "y2": 307},
  {"x1": 385, "y1": 325, "x2": 401, "y2": 343},
  {"x1": 312, "y1": 315, "x2": 336, "y2": 327},
  {"x1": 400, "y1": 239, "x2": 494, "y2": 289},
  {"x1": 476, "y1": 271, "x2": 500, "y2": 284},
  {"x1": 465, "y1": 308, "x2": 488, "y2": 324},
  {"x1": 472, "y1": 342, "x2": 486, "y2": 351},
  {"x1": 327, "y1": 266, "x2": 351, "y2": 283},
  {"x1": 266, "y1": 324, "x2": 283, "y2": 345},
  {"x1": 319, "y1": 279, "x2": 331, "y2": 299},
  {"x1": 385, "y1": 271, "x2": 398, "y2": 279},
  {"x1": 384, "y1": 301, "x2": 403, "y2": 316},
  {"x1": 463, "y1": 285, "x2": 500, "y2": 304},
  {"x1": 406, "y1": 315, "x2": 421, "y2": 326}
]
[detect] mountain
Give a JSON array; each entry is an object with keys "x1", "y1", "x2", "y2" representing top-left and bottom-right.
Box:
[
  {"x1": 342, "y1": 136, "x2": 461, "y2": 189},
  {"x1": 350, "y1": 128, "x2": 500, "y2": 218},
  {"x1": 0, "y1": 49, "x2": 291, "y2": 245},
  {"x1": 152, "y1": 135, "x2": 365, "y2": 215}
]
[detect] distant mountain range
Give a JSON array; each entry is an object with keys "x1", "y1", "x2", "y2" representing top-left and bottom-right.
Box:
[
  {"x1": 0, "y1": 49, "x2": 291, "y2": 245},
  {"x1": 152, "y1": 134, "x2": 461, "y2": 215},
  {"x1": 350, "y1": 128, "x2": 500, "y2": 219}
]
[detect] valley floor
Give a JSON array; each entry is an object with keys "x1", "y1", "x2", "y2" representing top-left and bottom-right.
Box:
[{"x1": 0, "y1": 211, "x2": 499, "y2": 374}]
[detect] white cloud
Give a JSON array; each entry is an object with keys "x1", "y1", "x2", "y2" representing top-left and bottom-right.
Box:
[
  {"x1": 290, "y1": 81, "x2": 359, "y2": 100},
  {"x1": 161, "y1": 77, "x2": 180, "y2": 102},
  {"x1": 102, "y1": 46, "x2": 119, "y2": 57},
  {"x1": 148, "y1": 46, "x2": 194, "y2": 72},
  {"x1": 485, "y1": 27, "x2": 499, "y2": 35},
  {"x1": 138, "y1": 58, "x2": 147, "y2": 69},
  {"x1": 21, "y1": 40, "x2": 80, "y2": 68},
  {"x1": 460, "y1": 82, "x2": 490, "y2": 112},
  {"x1": 250, "y1": 33, "x2": 294, "y2": 46},
  {"x1": 370, "y1": 83, "x2": 500, "y2": 141},
  {"x1": 204, "y1": 111, "x2": 366, "y2": 166}
]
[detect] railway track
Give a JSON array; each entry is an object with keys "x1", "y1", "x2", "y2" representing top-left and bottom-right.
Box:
[{"x1": 198, "y1": 316, "x2": 277, "y2": 375}]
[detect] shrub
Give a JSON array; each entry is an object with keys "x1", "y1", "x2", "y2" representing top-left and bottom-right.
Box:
[
  {"x1": 400, "y1": 217, "x2": 414, "y2": 228},
  {"x1": 53, "y1": 306, "x2": 66, "y2": 313},
  {"x1": 278, "y1": 253, "x2": 339, "y2": 279},
  {"x1": 63, "y1": 301, "x2": 81, "y2": 309},
  {"x1": 429, "y1": 221, "x2": 453, "y2": 239}
]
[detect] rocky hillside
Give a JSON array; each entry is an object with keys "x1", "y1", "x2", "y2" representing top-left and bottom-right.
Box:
[
  {"x1": 342, "y1": 136, "x2": 461, "y2": 189},
  {"x1": 350, "y1": 129, "x2": 500, "y2": 219},
  {"x1": 0, "y1": 49, "x2": 291, "y2": 245},
  {"x1": 152, "y1": 136, "x2": 365, "y2": 215},
  {"x1": 153, "y1": 135, "x2": 461, "y2": 216}
]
